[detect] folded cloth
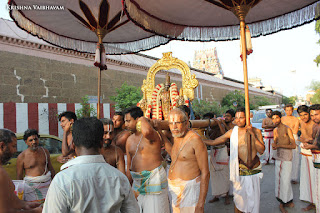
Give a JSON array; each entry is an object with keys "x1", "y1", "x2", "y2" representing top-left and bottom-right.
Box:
[
  {"x1": 23, "y1": 171, "x2": 52, "y2": 202},
  {"x1": 299, "y1": 153, "x2": 315, "y2": 203},
  {"x1": 229, "y1": 126, "x2": 239, "y2": 183},
  {"x1": 275, "y1": 160, "x2": 293, "y2": 204},
  {"x1": 168, "y1": 176, "x2": 200, "y2": 213},
  {"x1": 312, "y1": 151, "x2": 320, "y2": 213},
  {"x1": 131, "y1": 165, "x2": 168, "y2": 195}
]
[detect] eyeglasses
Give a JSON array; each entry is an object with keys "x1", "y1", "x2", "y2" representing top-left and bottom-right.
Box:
[{"x1": 168, "y1": 120, "x2": 186, "y2": 125}]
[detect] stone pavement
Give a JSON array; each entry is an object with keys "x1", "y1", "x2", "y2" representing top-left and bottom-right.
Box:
[{"x1": 204, "y1": 162, "x2": 314, "y2": 213}]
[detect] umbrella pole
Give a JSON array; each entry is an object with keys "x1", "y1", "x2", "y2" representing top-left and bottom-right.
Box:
[
  {"x1": 240, "y1": 20, "x2": 250, "y2": 126},
  {"x1": 97, "y1": 67, "x2": 101, "y2": 119}
]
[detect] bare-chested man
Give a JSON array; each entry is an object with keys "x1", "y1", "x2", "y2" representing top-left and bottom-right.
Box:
[
  {"x1": 125, "y1": 106, "x2": 170, "y2": 213},
  {"x1": 205, "y1": 107, "x2": 265, "y2": 213},
  {"x1": 303, "y1": 104, "x2": 320, "y2": 213},
  {"x1": 271, "y1": 111, "x2": 296, "y2": 213},
  {"x1": 203, "y1": 112, "x2": 230, "y2": 205},
  {"x1": 162, "y1": 108, "x2": 209, "y2": 213},
  {"x1": 297, "y1": 105, "x2": 316, "y2": 211},
  {"x1": 100, "y1": 118, "x2": 125, "y2": 175},
  {"x1": 57, "y1": 111, "x2": 77, "y2": 163},
  {"x1": 0, "y1": 129, "x2": 41, "y2": 212},
  {"x1": 16, "y1": 129, "x2": 55, "y2": 202},
  {"x1": 112, "y1": 111, "x2": 132, "y2": 152},
  {"x1": 282, "y1": 104, "x2": 300, "y2": 183},
  {"x1": 261, "y1": 108, "x2": 276, "y2": 164}
]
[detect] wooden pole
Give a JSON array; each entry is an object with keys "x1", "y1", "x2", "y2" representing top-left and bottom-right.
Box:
[
  {"x1": 240, "y1": 20, "x2": 251, "y2": 126},
  {"x1": 97, "y1": 66, "x2": 101, "y2": 119}
]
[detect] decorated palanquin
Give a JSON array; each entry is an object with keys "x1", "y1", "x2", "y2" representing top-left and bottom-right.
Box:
[{"x1": 137, "y1": 52, "x2": 198, "y2": 120}]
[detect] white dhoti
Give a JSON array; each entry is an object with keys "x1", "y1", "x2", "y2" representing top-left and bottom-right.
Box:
[
  {"x1": 291, "y1": 134, "x2": 300, "y2": 182},
  {"x1": 168, "y1": 176, "x2": 200, "y2": 213},
  {"x1": 275, "y1": 160, "x2": 293, "y2": 204},
  {"x1": 19, "y1": 171, "x2": 52, "y2": 202},
  {"x1": 209, "y1": 146, "x2": 229, "y2": 196},
  {"x1": 312, "y1": 151, "x2": 320, "y2": 213},
  {"x1": 233, "y1": 173, "x2": 262, "y2": 213},
  {"x1": 262, "y1": 129, "x2": 275, "y2": 163},
  {"x1": 230, "y1": 126, "x2": 263, "y2": 213},
  {"x1": 131, "y1": 165, "x2": 170, "y2": 213},
  {"x1": 300, "y1": 147, "x2": 315, "y2": 203}
]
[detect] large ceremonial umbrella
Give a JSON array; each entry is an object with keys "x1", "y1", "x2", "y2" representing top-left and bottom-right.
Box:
[
  {"x1": 8, "y1": 0, "x2": 170, "y2": 118},
  {"x1": 123, "y1": 0, "x2": 320, "y2": 125}
]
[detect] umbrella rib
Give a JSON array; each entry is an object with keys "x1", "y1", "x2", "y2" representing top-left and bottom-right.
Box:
[
  {"x1": 99, "y1": 0, "x2": 110, "y2": 28},
  {"x1": 204, "y1": 0, "x2": 229, "y2": 10},
  {"x1": 107, "y1": 19, "x2": 130, "y2": 34},
  {"x1": 79, "y1": 0, "x2": 98, "y2": 29},
  {"x1": 107, "y1": 11, "x2": 123, "y2": 30},
  {"x1": 68, "y1": 9, "x2": 95, "y2": 31}
]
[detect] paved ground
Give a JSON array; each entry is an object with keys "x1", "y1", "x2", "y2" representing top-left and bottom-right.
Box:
[{"x1": 204, "y1": 161, "x2": 315, "y2": 213}]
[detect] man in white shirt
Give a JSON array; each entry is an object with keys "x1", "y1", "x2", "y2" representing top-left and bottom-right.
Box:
[{"x1": 43, "y1": 117, "x2": 139, "y2": 213}]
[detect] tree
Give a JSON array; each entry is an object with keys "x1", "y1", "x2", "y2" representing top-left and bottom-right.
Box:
[
  {"x1": 282, "y1": 95, "x2": 297, "y2": 105},
  {"x1": 221, "y1": 90, "x2": 245, "y2": 110},
  {"x1": 315, "y1": 20, "x2": 320, "y2": 66},
  {"x1": 250, "y1": 96, "x2": 275, "y2": 110},
  {"x1": 76, "y1": 95, "x2": 96, "y2": 118},
  {"x1": 309, "y1": 80, "x2": 320, "y2": 104},
  {"x1": 191, "y1": 99, "x2": 227, "y2": 118},
  {"x1": 110, "y1": 82, "x2": 142, "y2": 111}
]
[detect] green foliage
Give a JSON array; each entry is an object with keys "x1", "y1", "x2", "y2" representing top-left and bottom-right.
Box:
[
  {"x1": 76, "y1": 95, "x2": 96, "y2": 118},
  {"x1": 110, "y1": 82, "x2": 142, "y2": 111},
  {"x1": 221, "y1": 90, "x2": 245, "y2": 110},
  {"x1": 282, "y1": 96, "x2": 297, "y2": 105},
  {"x1": 315, "y1": 20, "x2": 320, "y2": 67},
  {"x1": 309, "y1": 80, "x2": 320, "y2": 104},
  {"x1": 250, "y1": 96, "x2": 275, "y2": 110},
  {"x1": 191, "y1": 99, "x2": 227, "y2": 117}
]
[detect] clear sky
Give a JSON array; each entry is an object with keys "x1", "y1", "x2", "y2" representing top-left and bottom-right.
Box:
[{"x1": 1, "y1": 1, "x2": 319, "y2": 98}]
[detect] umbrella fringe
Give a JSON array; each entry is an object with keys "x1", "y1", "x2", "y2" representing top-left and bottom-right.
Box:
[
  {"x1": 10, "y1": 9, "x2": 170, "y2": 55},
  {"x1": 124, "y1": 0, "x2": 320, "y2": 41}
]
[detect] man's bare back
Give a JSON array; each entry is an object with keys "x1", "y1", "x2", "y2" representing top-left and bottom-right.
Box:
[{"x1": 262, "y1": 117, "x2": 275, "y2": 129}]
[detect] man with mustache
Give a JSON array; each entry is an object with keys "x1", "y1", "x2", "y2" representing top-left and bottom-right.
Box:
[
  {"x1": 0, "y1": 129, "x2": 42, "y2": 212},
  {"x1": 100, "y1": 118, "x2": 125, "y2": 175},
  {"x1": 164, "y1": 108, "x2": 209, "y2": 213},
  {"x1": 16, "y1": 129, "x2": 55, "y2": 202}
]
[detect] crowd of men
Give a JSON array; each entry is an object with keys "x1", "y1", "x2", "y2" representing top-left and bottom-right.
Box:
[{"x1": 0, "y1": 103, "x2": 319, "y2": 213}]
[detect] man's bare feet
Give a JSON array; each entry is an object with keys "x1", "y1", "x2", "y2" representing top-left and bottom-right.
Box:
[
  {"x1": 279, "y1": 204, "x2": 288, "y2": 213},
  {"x1": 224, "y1": 195, "x2": 230, "y2": 205},
  {"x1": 208, "y1": 197, "x2": 219, "y2": 203},
  {"x1": 302, "y1": 203, "x2": 316, "y2": 211},
  {"x1": 285, "y1": 202, "x2": 294, "y2": 208},
  {"x1": 291, "y1": 180, "x2": 298, "y2": 184}
]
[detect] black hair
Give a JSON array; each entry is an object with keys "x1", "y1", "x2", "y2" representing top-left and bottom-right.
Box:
[
  {"x1": 114, "y1": 111, "x2": 124, "y2": 118},
  {"x1": 23, "y1": 129, "x2": 40, "y2": 141},
  {"x1": 123, "y1": 106, "x2": 144, "y2": 120},
  {"x1": 226, "y1": 109, "x2": 235, "y2": 117},
  {"x1": 236, "y1": 107, "x2": 245, "y2": 113},
  {"x1": 203, "y1": 112, "x2": 215, "y2": 119},
  {"x1": 100, "y1": 118, "x2": 114, "y2": 126},
  {"x1": 265, "y1": 108, "x2": 272, "y2": 112},
  {"x1": 284, "y1": 104, "x2": 293, "y2": 110},
  {"x1": 297, "y1": 105, "x2": 309, "y2": 114},
  {"x1": 72, "y1": 117, "x2": 104, "y2": 150},
  {"x1": 310, "y1": 104, "x2": 320, "y2": 111},
  {"x1": 0, "y1": 129, "x2": 16, "y2": 145},
  {"x1": 177, "y1": 105, "x2": 190, "y2": 117},
  {"x1": 59, "y1": 111, "x2": 77, "y2": 122},
  {"x1": 271, "y1": 111, "x2": 282, "y2": 118}
]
